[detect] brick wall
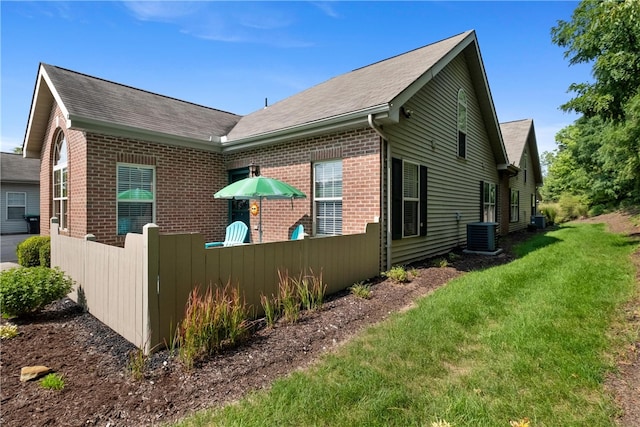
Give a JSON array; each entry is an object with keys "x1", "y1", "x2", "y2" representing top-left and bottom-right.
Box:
[
  {"x1": 85, "y1": 134, "x2": 227, "y2": 246},
  {"x1": 224, "y1": 127, "x2": 382, "y2": 242}
]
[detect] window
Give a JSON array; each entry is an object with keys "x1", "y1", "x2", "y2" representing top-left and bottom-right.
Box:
[
  {"x1": 52, "y1": 133, "x2": 68, "y2": 229},
  {"x1": 117, "y1": 164, "x2": 155, "y2": 235},
  {"x1": 523, "y1": 151, "x2": 528, "y2": 183},
  {"x1": 457, "y1": 89, "x2": 467, "y2": 158},
  {"x1": 7, "y1": 192, "x2": 26, "y2": 220},
  {"x1": 482, "y1": 181, "x2": 496, "y2": 222},
  {"x1": 403, "y1": 161, "x2": 420, "y2": 237},
  {"x1": 392, "y1": 158, "x2": 427, "y2": 239},
  {"x1": 510, "y1": 189, "x2": 519, "y2": 222},
  {"x1": 314, "y1": 160, "x2": 342, "y2": 235}
]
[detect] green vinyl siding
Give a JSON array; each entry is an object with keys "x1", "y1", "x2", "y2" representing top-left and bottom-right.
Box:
[{"x1": 385, "y1": 54, "x2": 500, "y2": 265}]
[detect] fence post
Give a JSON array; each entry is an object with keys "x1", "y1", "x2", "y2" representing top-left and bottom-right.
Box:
[{"x1": 142, "y1": 224, "x2": 160, "y2": 354}]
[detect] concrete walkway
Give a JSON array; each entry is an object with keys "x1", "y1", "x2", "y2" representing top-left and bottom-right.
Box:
[{"x1": 1, "y1": 233, "x2": 32, "y2": 270}]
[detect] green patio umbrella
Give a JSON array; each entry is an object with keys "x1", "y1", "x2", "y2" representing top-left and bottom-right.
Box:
[
  {"x1": 117, "y1": 188, "x2": 153, "y2": 200},
  {"x1": 214, "y1": 176, "x2": 306, "y2": 243}
]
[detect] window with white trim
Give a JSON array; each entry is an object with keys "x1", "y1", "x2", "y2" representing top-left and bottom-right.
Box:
[
  {"x1": 314, "y1": 160, "x2": 342, "y2": 235},
  {"x1": 403, "y1": 161, "x2": 420, "y2": 237},
  {"x1": 523, "y1": 151, "x2": 528, "y2": 183},
  {"x1": 7, "y1": 192, "x2": 26, "y2": 220},
  {"x1": 117, "y1": 164, "x2": 155, "y2": 235},
  {"x1": 53, "y1": 133, "x2": 68, "y2": 229},
  {"x1": 457, "y1": 89, "x2": 468, "y2": 158},
  {"x1": 510, "y1": 189, "x2": 519, "y2": 222},
  {"x1": 483, "y1": 182, "x2": 496, "y2": 222}
]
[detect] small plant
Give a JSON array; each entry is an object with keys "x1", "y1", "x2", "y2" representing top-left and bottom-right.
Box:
[
  {"x1": 177, "y1": 283, "x2": 249, "y2": 369},
  {"x1": 128, "y1": 348, "x2": 147, "y2": 380},
  {"x1": 381, "y1": 265, "x2": 409, "y2": 283},
  {"x1": 0, "y1": 323, "x2": 18, "y2": 339},
  {"x1": 260, "y1": 293, "x2": 280, "y2": 327},
  {"x1": 350, "y1": 281, "x2": 371, "y2": 299},
  {"x1": 16, "y1": 236, "x2": 50, "y2": 267},
  {"x1": 409, "y1": 267, "x2": 420, "y2": 278},
  {"x1": 296, "y1": 269, "x2": 326, "y2": 311},
  {"x1": 278, "y1": 270, "x2": 301, "y2": 324},
  {"x1": 438, "y1": 258, "x2": 449, "y2": 268},
  {"x1": 447, "y1": 251, "x2": 461, "y2": 262},
  {"x1": 0, "y1": 266, "x2": 74, "y2": 318},
  {"x1": 40, "y1": 373, "x2": 65, "y2": 390}
]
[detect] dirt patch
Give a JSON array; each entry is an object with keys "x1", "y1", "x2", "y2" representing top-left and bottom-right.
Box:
[{"x1": 1, "y1": 217, "x2": 638, "y2": 427}]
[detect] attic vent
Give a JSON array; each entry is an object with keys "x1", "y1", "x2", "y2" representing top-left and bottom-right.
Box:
[{"x1": 466, "y1": 222, "x2": 498, "y2": 252}]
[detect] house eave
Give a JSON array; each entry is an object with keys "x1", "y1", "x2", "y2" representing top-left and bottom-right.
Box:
[
  {"x1": 68, "y1": 115, "x2": 223, "y2": 153},
  {"x1": 221, "y1": 104, "x2": 391, "y2": 153}
]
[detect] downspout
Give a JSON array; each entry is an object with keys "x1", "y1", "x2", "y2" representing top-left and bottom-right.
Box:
[{"x1": 368, "y1": 114, "x2": 392, "y2": 271}]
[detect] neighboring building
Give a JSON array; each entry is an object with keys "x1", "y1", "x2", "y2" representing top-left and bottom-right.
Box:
[
  {"x1": 500, "y1": 119, "x2": 544, "y2": 234},
  {"x1": 22, "y1": 30, "x2": 542, "y2": 268},
  {"x1": 0, "y1": 152, "x2": 41, "y2": 234}
]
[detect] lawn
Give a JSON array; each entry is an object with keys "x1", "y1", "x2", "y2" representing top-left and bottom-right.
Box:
[{"x1": 173, "y1": 223, "x2": 638, "y2": 427}]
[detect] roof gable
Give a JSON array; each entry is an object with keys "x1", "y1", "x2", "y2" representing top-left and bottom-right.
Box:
[
  {"x1": 24, "y1": 64, "x2": 241, "y2": 157},
  {"x1": 500, "y1": 119, "x2": 543, "y2": 184}
]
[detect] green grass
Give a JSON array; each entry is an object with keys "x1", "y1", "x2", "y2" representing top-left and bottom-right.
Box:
[{"x1": 172, "y1": 223, "x2": 638, "y2": 427}]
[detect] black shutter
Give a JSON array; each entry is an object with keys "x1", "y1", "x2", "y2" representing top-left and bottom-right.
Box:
[
  {"x1": 495, "y1": 184, "x2": 500, "y2": 224},
  {"x1": 391, "y1": 158, "x2": 403, "y2": 240},
  {"x1": 420, "y1": 165, "x2": 427, "y2": 236},
  {"x1": 479, "y1": 181, "x2": 485, "y2": 222}
]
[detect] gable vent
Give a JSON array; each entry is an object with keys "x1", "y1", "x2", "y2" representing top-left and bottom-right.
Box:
[{"x1": 466, "y1": 222, "x2": 498, "y2": 252}]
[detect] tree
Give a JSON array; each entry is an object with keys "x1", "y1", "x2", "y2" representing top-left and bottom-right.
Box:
[
  {"x1": 12, "y1": 146, "x2": 23, "y2": 154},
  {"x1": 552, "y1": 0, "x2": 640, "y2": 120}
]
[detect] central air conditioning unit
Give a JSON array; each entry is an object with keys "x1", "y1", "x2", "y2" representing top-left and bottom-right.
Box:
[{"x1": 466, "y1": 222, "x2": 498, "y2": 252}]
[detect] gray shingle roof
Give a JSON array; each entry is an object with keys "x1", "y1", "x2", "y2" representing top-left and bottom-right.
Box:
[
  {"x1": 227, "y1": 31, "x2": 472, "y2": 141},
  {"x1": 500, "y1": 119, "x2": 543, "y2": 184},
  {"x1": 500, "y1": 119, "x2": 533, "y2": 165},
  {"x1": 1, "y1": 152, "x2": 40, "y2": 183},
  {"x1": 42, "y1": 64, "x2": 241, "y2": 141}
]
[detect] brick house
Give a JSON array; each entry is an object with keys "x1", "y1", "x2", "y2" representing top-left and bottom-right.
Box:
[{"x1": 23, "y1": 30, "x2": 541, "y2": 269}]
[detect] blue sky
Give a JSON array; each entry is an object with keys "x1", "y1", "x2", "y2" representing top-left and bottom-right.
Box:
[{"x1": 1, "y1": 1, "x2": 591, "y2": 156}]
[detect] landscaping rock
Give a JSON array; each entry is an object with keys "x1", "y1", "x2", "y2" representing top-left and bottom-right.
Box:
[{"x1": 20, "y1": 365, "x2": 52, "y2": 382}]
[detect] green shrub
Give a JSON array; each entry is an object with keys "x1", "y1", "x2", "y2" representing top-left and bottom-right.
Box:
[
  {"x1": 17, "y1": 236, "x2": 50, "y2": 267},
  {"x1": 556, "y1": 194, "x2": 588, "y2": 222},
  {"x1": 0, "y1": 267, "x2": 74, "y2": 318},
  {"x1": 382, "y1": 266, "x2": 409, "y2": 283},
  {"x1": 39, "y1": 241, "x2": 51, "y2": 268},
  {"x1": 349, "y1": 282, "x2": 371, "y2": 299},
  {"x1": 0, "y1": 323, "x2": 18, "y2": 339},
  {"x1": 539, "y1": 202, "x2": 558, "y2": 225},
  {"x1": 588, "y1": 204, "x2": 607, "y2": 217}
]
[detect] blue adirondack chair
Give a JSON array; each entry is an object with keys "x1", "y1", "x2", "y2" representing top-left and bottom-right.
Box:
[
  {"x1": 205, "y1": 221, "x2": 249, "y2": 248},
  {"x1": 290, "y1": 224, "x2": 305, "y2": 240}
]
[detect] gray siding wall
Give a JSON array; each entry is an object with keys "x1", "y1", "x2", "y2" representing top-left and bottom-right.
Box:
[
  {"x1": 385, "y1": 54, "x2": 500, "y2": 265},
  {"x1": 0, "y1": 183, "x2": 40, "y2": 234},
  {"x1": 508, "y1": 142, "x2": 537, "y2": 233}
]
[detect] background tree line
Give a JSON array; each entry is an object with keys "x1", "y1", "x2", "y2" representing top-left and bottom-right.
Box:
[{"x1": 542, "y1": 0, "x2": 640, "y2": 217}]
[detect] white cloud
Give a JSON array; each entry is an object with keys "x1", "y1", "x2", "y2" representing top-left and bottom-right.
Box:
[{"x1": 312, "y1": 2, "x2": 341, "y2": 19}]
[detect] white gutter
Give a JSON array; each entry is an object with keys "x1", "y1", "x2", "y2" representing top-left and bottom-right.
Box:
[{"x1": 368, "y1": 114, "x2": 392, "y2": 271}]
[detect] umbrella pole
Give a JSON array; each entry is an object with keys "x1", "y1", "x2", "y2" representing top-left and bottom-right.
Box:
[{"x1": 259, "y1": 198, "x2": 263, "y2": 243}]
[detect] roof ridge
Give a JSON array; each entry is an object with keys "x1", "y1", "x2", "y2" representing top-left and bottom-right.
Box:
[
  {"x1": 500, "y1": 118, "x2": 533, "y2": 125},
  {"x1": 41, "y1": 63, "x2": 241, "y2": 118},
  {"x1": 351, "y1": 30, "x2": 473, "y2": 72}
]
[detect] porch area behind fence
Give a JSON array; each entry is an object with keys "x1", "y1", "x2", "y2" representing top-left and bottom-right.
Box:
[{"x1": 50, "y1": 219, "x2": 381, "y2": 353}]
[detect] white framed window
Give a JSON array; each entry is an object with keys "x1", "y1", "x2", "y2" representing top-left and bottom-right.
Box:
[
  {"x1": 314, "y1": 160, "x2": 342, "y2": 235},
  {"x1": 483, "y1": 182, "x2": 496, "y2": 222},
  {"x1": 52, "y1": 133, "x2": 68, "y2": 229},
  {"x1": 117, "y1": 164, "x2": 155, "y2": 235},
  {"x1": 7, "y1": 192, "x2": 26, "y2": 220},
  {"x1": 510, "y1": 189, "x2": 519, "y2": 222},
  {"x1": 403, "y1": 160, "x2": 420, "y2": 237},
  {"x1": 457, "y1": 88, "x2": 468, "y2": 158},
  {"x1": 523, "y1": 151, "x2": 528, "y2": 183}
]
